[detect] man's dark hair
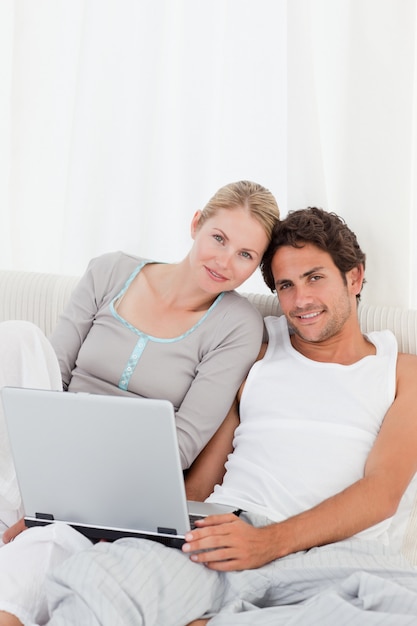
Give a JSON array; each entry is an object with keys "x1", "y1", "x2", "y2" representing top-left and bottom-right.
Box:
[{"x1": 261, "y1": 207, "x2": 366, "y2": 299}]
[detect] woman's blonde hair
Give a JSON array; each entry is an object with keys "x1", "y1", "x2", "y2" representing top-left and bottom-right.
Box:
[{"x1": 198, "y1": 180, "x2": 280, "y2": 239}]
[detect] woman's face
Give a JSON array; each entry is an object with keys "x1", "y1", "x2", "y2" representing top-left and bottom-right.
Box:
[{"x1": 189, "y1": 207, "x2": 270, "y2": 294}]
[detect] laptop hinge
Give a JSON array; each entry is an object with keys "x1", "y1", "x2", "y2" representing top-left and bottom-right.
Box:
[
  {"x1": 35, "y1": 512, "x2": 55, "y2": 521},
  {"x1": 157, "y1": 526, "x2": 177, "y2": 535}
]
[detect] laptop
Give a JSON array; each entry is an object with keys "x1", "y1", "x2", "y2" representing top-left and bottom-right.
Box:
[{"x1": 1, "y1": 387, "x2": 236, "y2": 548}]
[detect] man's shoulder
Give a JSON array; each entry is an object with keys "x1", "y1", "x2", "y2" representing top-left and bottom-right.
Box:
[
  {"x1": 394, "y1": 353, "x2": 417, "y2": 398},
  {"x1": 264, "y1": 314, "x2": 287, "y2": 334},
  {"x1": 366, "y1": 328, "x2": 398, "y2": 355},
  {"x1": 397, "y1": 351, "x2": 417, "y2": 372}
]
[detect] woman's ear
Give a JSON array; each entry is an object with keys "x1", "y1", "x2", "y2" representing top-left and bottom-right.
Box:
[{"x1": 190, "y1": 211, "x2": 203, "y2": 239}]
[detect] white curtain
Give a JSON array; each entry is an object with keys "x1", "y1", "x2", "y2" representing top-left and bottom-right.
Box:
[
  {"x1": 287, "y1": 0, "x2": 417, "y2": 308},
  {"x1": 1, "y1": 0, "x2": 417, "y2": 305},
  {"x1": 0, "y1": 0, "x2": 287, "y2": 295}
]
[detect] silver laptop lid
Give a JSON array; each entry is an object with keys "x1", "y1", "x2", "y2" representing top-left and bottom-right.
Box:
[{"x1": 1, "y1": 388, "x2": 192, "y2": 538}]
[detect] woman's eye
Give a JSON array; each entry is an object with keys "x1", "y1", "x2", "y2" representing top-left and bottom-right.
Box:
[
  {"x1": 213, "y1": 234, "x2": 224, "y2": 243},
  {"x1": 240, "y1": 251, "x2": 253, "y2": 260}
]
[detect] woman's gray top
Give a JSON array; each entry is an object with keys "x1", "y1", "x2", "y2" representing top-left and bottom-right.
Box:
[{"x1": 50, "y1": 251, "x2": 264, "y2": 469}]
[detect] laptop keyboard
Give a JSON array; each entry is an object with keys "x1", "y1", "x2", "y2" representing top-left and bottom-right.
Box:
[{"x1": 189, "y1": 514, "x2": 205, "y2": 529}]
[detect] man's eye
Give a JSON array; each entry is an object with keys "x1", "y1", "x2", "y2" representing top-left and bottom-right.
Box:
[
  {"x1": 278, "y1": 283, "x2": 291, "y2": 291},
  {"x1": 310, "y1": 275, "x2": 322, "y2": 282}
]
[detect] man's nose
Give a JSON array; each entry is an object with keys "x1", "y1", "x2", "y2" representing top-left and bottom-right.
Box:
[{"x1": 293, "y1": 284, "x2": 313, "y2": 307}]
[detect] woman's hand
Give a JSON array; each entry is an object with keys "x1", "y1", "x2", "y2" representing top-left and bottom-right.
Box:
[{"x1": 2, "y1": 518, "x2": 27, "y2": 543}]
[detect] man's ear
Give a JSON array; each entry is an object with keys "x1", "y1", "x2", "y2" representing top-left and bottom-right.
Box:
[
  {"x1": 349, "y1": 265, "x2": 365, "y2": 296},
  {"x1": 190, "y1": 211, "x2": 202, "y2": 239}
]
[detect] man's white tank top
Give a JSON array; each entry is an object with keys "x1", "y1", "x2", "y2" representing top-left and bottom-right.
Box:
[{"x1": 207, "y1": 315, "x2": 398, "y2": 540}]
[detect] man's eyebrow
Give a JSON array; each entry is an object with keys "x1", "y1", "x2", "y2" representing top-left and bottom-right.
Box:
[
  {"x1": 274, "y1": 266, "x2": 326, "y2": 286},
  {"x1": 301, "y1": 265, "x2": 326, "y2": 278},
  {"x1": 274, "y1": 278, "x2": 291, "y2": 287}
]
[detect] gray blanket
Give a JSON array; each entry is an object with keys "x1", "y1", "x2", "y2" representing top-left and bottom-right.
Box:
[
  {"x1": 208, "y1": 570, "x2": 417, "y2": 625},
  {"x1": 44, "y1": 537, "x2": 417, "y2": 626}
]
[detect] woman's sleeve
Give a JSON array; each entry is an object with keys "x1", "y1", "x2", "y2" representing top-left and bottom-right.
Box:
[{"x1": 176, "y1": 297, "x2": 264, "y2": 470}]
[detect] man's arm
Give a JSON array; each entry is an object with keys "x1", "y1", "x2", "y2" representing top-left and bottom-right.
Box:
[
  {"x1": 183, "y1": 353, "x2": 417, "y2": 570},
  {"x1": 185, "y1": 400, "x2": 239, "y2": 502}
]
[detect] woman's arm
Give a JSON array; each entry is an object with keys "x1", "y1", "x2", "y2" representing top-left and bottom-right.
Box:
[
  {"x1": 184, "y1": 344, "x2": 267, "y2": 501},
  {"x1": 50, "y1": 266, "x2": 99, "y2": 388},
  {"x1": 174, "y1": 297, "x2": 264, "y2": 470},
  {"x1": 50, "y1": 252, "x2": 128, "y2": 389}
]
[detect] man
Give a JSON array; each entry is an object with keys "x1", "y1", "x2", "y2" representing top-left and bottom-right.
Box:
[{"x1": 2, "y1": 207, "x2": 417, "y2": 625}]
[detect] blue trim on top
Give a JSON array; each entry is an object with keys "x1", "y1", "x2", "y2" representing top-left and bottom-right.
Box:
[
  {"x1": 110, "y1": 261, "x2": 226, "y2": 390},
  {"x1": 118, "y1": 335, "x2": 149, "y2": 390}
]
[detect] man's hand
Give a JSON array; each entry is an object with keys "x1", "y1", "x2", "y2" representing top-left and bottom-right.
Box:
[
  {"x1": 182, "y1": 513, "x2": 275, "y2": 571},
  {"x1": 2, "y1": 518, "x2": 27, "y2": 544}
]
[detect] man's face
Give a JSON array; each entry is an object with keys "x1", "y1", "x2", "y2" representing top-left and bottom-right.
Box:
[{"x1": 271, "y1": 243, "x2": 362, "y2": 344}]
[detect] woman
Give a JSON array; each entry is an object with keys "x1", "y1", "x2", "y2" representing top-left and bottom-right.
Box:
[{"x1": 0, "y1": 180, "x2": 279, "y2": 547}]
